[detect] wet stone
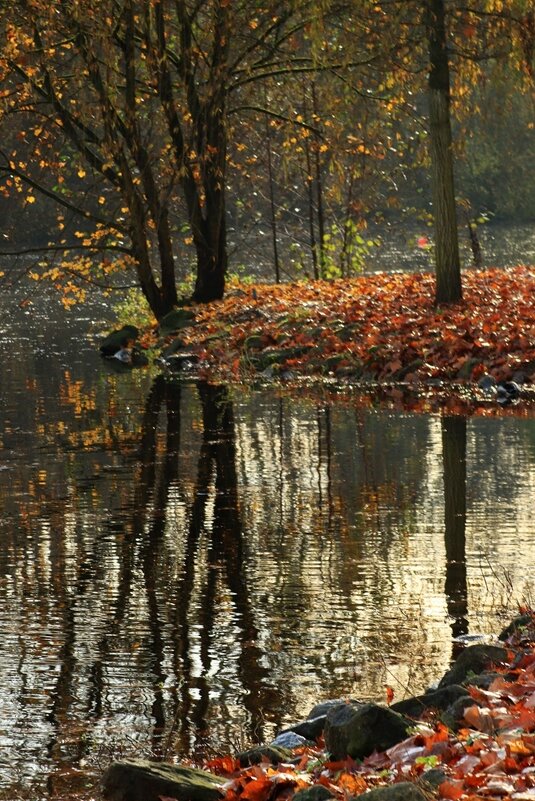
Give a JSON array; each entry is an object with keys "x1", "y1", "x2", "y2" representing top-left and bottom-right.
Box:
[
  {"x1": 353, "y1": 781, "x2": 428, "y2": 801},
  {"x1": 102, "y1": 759, "x2": 224, "y2": 801},
  {"x1": 324, "y1": 702, "x2": 412, "y2": 761},
  {"x1": 438, "y1": 644, "x2": 510, "y2": 688},
  {"x1": 237, "y1": 745, "x2": 292, "y2": 767}
]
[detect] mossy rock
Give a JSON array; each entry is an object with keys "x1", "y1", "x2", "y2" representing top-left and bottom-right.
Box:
[
  {"x1": 159, "y1": 308, "x2": 195, "y2": 334},
  {"x1": 161, "y1": 336, "x2": 186, "y2": 357},
  {"x1": 244, "y1": 334, "x2": 265, "y2": 351},
  {"x1": 237, "y1": 745, "x2": 292, "y2": 767},
  {"x1": 102, "y1": 759, "x2": 224, "y2": 801},
  {"x1": 255, "y1": 345, "x2": 312, "y2": 370},
  {"x1": 355, "y1": 782, "x2": 427, "y2": 801},
  {"x1": 292, "y1": 786, "x2": 334, "y2": 801},
  {"x1": 100, "y1": 325, "x2": 139, "y2": 356}
]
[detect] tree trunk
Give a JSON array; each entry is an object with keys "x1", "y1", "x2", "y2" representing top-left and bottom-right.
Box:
[
  {"x1": 191, "y1": 226, "x2": 227, "y2": 303},
  {"x1": 426, "y1": 0, "x2": 462, "y2": 305}
]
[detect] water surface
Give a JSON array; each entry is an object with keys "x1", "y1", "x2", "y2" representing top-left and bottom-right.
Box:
[{"x1": 0, "y1": 291, "x2": 534, "y2": 798}]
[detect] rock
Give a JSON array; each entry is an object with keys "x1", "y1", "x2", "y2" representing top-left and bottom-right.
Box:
[
  {"x1": 161, "y1": 336, "x2": 186, "y2": 357},
  {"x1": 158, "y1": 309, "x2": 195, "y2": 335},
  {"x1": 100, "y1": 325, "x2": 139, "y2": 356},
  {"x1": 353, "y1": 781, "x2": 427, "y2": 801},
  {"x1": 463, "y1": 670, "x2": 504, "y2": 689},
  {"x1": 499, "y1": 613, "x2": 534, "y2": 641},
  {"x1": 417, "y1": 769, "x2": 448, "y2": 791},
  {"x1": 438, "y1": 644, "x2": 509, "y2": 688},
  {"x1": 440, "y1": 694, "x2": 481, "y2": 731},
  {"x1": 307, "y1": 700, "x2": 350, "y2": 719},
  {"x1": 292, "y1": 786, "x2": 334, "y2": 801},
  {"x1": 270, "y1": 731, "x2": 311, "y2": 749},
  {"x1": 237, "y1": 745, "x2": 292, "y2": 767},
  {"x1": 275, "y1": 700, "x2": 352, "y2": 743},
  {"x1": 102, "y1": 759, "x2": 224, "y2": 801},
  {"x1": 391, "y1": 684, "x2": 469, "y2": 719},
  {"x1": 279, "y1": 715, "x2": 327, "y2": 742},
  {"x1": 324, "y1": 702, "x2": 412, "y2": 761}
]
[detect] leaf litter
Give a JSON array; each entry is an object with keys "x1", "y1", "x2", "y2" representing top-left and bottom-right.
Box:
[{"x1": 174, "y1": 268, "x2": 535, "y2": 403}]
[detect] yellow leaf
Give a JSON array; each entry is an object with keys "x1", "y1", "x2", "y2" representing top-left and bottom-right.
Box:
[
  {"x1": 27, "y1": 195, "x2": 36, "y2": 203},
  {"x1": 77, "y1": 168, "x2": 86, "y2": 178}
]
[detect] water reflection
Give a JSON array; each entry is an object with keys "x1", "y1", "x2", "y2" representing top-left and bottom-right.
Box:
[
  {"x1": 442, "y1": 417, "x2": 468, "y2": 643},
  {"x1": 1, "y1": 308, "x2": 535, "y2": 796}
]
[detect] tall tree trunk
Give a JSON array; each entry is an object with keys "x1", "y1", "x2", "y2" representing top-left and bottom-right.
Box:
[
  {"x1": 426, "y1": 0, "x2": 462, "y2": 305},
  {"x1": 265, "y1": 99, "x2": 281, "y2": 283}
]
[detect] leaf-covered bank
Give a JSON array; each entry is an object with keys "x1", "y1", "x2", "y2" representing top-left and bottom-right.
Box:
[
  {"x1": 103, "y1": 612, "x2": 535, "y2": 801},
  {"x1": 155, "y1": 267, "x2": 535, "y2": 390}
]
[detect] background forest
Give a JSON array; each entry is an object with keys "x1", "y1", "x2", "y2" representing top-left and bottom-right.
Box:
[{"x1": 0, "y1": 0, "x2": 533, "y2": 314}]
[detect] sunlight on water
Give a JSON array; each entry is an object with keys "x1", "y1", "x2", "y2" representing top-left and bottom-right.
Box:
[{"x1": 0, "y1": 289, "x2": 534, "y2": 798}]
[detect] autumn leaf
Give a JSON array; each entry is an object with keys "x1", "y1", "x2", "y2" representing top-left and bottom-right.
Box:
[
  {"x1": 240, "y1": 777, "x2": 273, "y2": 801},
  {"x1": 205, "y1": 756, "x2": 241, "y2": 775},
  {"x1": 439, "y1": 779, "x2": 465, "y2": 800}
]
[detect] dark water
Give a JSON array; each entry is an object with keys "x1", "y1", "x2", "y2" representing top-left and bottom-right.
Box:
[{"x1": 1, "y1": 292, "x2": 535, "y2": 799}]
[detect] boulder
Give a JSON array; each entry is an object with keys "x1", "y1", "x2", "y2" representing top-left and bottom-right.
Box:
[
  {"x1": 102, "y1": 759, "x2": 224, "y2": 801},
  {"x1": 159, "y1": 309, "x2": 195, "y2": 335},
  {"x1": 279, "y1": 716, "x2": 326, "y2": 742},
  {"x1": 352, "y1": 782, "x2": 427, "y2": 801},
  {"x1": 324, "y1": 702, "x2": 412, "y2": 761},
  {"x1": 100, "y1": 325, "x2": 139, "y2": 356},
  {"x1": 391, "y1": 684, "x2": 469, "y2": 719},
  {"x1": 438, "y1": 644, "x2": 509, "y2": 688}
]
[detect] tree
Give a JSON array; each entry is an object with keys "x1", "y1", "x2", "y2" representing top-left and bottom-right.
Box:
[
  {"x1": 0, "y1": 0, "x2": 386, "y2": 317},
  {"x1": 426, "y1": 0, "x2": 463, "y2": 304}
]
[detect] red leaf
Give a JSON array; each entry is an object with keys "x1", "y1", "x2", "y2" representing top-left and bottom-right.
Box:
[{"x1": 439, "y1": 779, "x2": 465, "y2": 800}]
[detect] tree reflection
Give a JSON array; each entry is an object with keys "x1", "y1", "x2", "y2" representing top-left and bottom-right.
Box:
[
  {"x1": 442, "y1": 416, "x2": 468, "y2": 641},
  {"x1": 173, "y1": 383, "x2": 273, "y2": 754},
  {"x1": 50, "y1": 379, "x2": 271, "y2": 764}
]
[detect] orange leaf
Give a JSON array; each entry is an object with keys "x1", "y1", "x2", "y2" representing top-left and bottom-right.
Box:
[
  {"x1": 439, "y1": 779, "x2": 465, "y2": 800},
  {"x1": 336, "y1": 772, "x2": 368, "y2": 795},
  {"x1": 205, "y1": 756, "x2": 241, "y2": 775},
  {"x1": 240, "y1": 777, "x2": 273, "y2": 801}
]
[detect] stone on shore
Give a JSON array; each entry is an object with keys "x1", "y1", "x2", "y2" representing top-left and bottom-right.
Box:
[
  {"x1": 391, "y1": 684, "x2": 469, "y2": 719},
  {"x1": 237, "y1": 745, "x2": 292, "y2": 767},
  {"x1": 292, "y1": 786, "x2": 335, "y2": 801},
  {"x1": 100, "y1": 325, "x2": 139, "y2": 356},
  {"x1": 499, "y1": 613, "x2": 534, "y2": 641},
  {"x1": 101, "y1": 759, "x2": 225, "y2": 801},
  {"x1": 324, "y1": 702, "x2": 412, "y2": 760},
  {"x1": 351, "y1": 781, "x2": 428, "y2": 801},
  {"x1": 438, "y1": 644, "x2": 509, "y2": 688}
]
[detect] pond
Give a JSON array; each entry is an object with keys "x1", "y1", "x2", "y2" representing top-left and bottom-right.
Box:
[{"x1": 1, "y1": 290, "x2": 535, "y2": 799}]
